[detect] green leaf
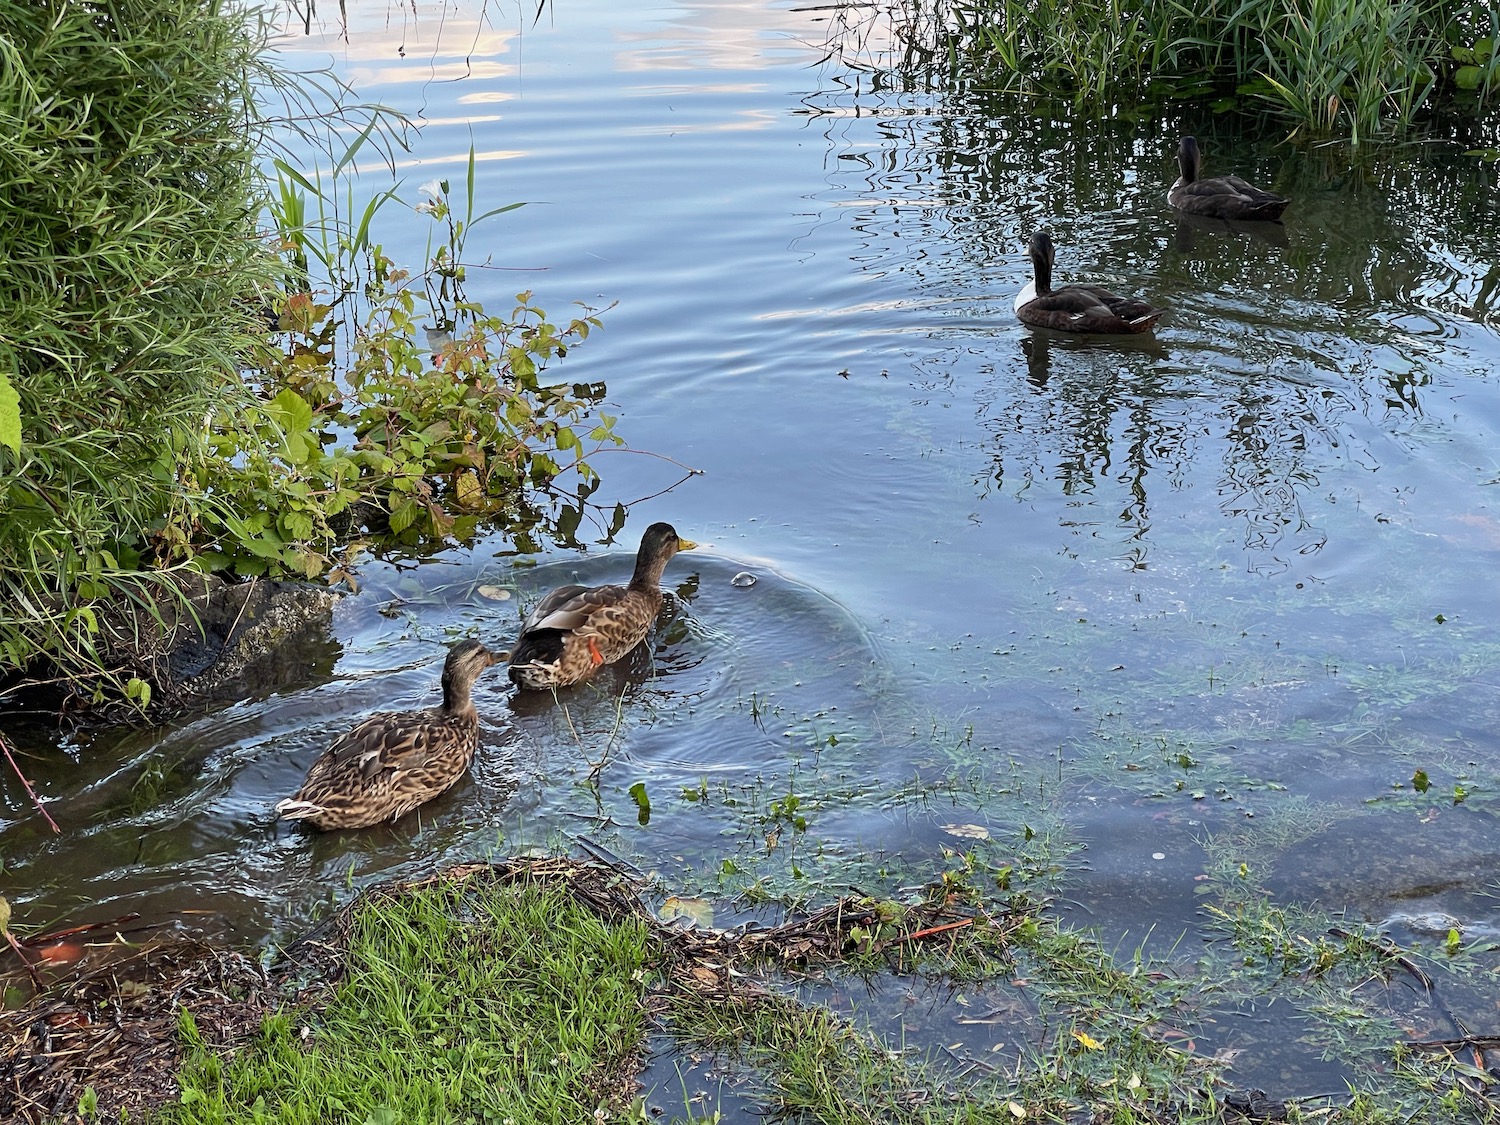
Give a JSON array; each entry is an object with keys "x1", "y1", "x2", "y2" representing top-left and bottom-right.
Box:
[
  {"x1": 628, "y1": 781, "x2": 651, "y2": 826},
  {"x1": 1455, "y1": 65, "x2": 1486, "y2": 90},
  {"x1": 268, "y1": 388, "x2": 314, "y2": 434},
  {"x1": 0, "y1": 369, "x2": 20, "y2": 453},
  {"x1": 389, "y1": 498, "x2": 419, "y2": 535},
  {"x1": 1412, "y1": 769, "x2": 1430, "y2": 793},
  {"x1": 280, "y1": 511, "x2": 316, "y2": 541},
  {"x1": 470, "y1": 200, "x2": 527, "y2": 227},
  {"x1": 333, "y1": 118, "x2": 383, "y2": 176},
  {"x1": 125, "y1": 677, "x2": 152, "y2": 709}
]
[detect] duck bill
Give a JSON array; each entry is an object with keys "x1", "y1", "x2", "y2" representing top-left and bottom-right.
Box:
[{"x1": 677, "y1": 537, "x2": 698, "y2": 551}]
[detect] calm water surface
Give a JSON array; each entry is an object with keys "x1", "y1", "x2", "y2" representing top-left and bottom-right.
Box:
[{"x1": 7, "y1": 0, "x2": 1500, "y2": 1098}]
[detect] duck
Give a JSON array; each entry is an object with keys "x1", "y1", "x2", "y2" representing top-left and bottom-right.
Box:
[
  {"x1": 1015, "y1": 231, "x2": 1163, "y2": 334},
  {"x1": 508, "y1": 522, "x2": 697, "y2": 691},
  {"x1": 275, "y1": 639, "x2": 505, "y2": 830},
  {"x1": 1168, "y1": 136, "x2": 1289, "y2": 222}
]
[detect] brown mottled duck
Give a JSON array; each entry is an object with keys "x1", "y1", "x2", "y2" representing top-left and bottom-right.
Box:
[
  {"x1": 1168, "y1": 136, "x2": 1289, "y2": 222},
  {"x1": 1015, "y1": 231, "x2": 1163, "y2": 334},
  {"x1": 275, "y1": 639, "x2": 505, "y2": 830},
  {"x1": 507, "y1": 521, "x2": 697, "y2": 691}
]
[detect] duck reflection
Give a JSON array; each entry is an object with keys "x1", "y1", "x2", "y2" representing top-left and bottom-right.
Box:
[
  {"x1": 1173, "y1": 211, "x2": 1290, "y2": 252},
  {"x1": 1020, "y1": 326, "x2": 1170, "y2": 389}
]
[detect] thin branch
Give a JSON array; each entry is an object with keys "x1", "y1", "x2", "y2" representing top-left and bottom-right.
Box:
[
  {"x1": 1, "y1": 731, "x2": 59, "y2": 833},
  {"x1": 2, "y1": 926, "x2": 45, "y2": 992}
]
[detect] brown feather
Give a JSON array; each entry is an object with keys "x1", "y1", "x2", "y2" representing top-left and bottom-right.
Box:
[
  {"x1": 508, "y1": 522, "x2": 696, "y2": 691},
  {"x1": 275, "y1": 639, "x2": 503, "y2": 830},
  {"x1": 1015, "y1": 232, "x2": 1163, "y2": 335}
]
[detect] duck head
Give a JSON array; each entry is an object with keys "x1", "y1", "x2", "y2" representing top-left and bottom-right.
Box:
[
  {"x1": 1028, "y1": 231, "x2": 1056, "y2": 295},
  {"x1": 1177, "y1": 136, "x2": 1203, "y2": 184}
]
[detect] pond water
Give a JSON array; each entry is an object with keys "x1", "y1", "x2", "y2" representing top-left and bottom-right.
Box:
[{"x1": 7, "y1": 0, "x2": 1500, "y2": 1106}]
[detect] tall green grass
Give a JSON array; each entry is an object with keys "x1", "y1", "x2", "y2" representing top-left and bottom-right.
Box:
[
  {"x1": 873, "y1": 0, "x2": 1496, "y2": 138},
  {"x1": 0, "y1": 0, "x2": 276, "y2": 703}
]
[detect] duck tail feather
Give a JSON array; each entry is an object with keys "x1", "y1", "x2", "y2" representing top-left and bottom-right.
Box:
[{"x1": 275, "y1": 798, "x2": 326, "y2": 821}]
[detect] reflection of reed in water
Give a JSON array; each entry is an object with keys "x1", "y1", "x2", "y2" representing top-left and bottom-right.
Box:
[{"x1": 997, "y1": 332, "x2": 1338, "y2": 566}]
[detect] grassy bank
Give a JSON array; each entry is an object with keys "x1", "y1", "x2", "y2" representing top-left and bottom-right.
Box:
[
  {"x1": 0, "y1": 0, "x2": 274, "y2": 706},
  {"x1": 5, "y1": 856, "x2": 1496, "y2": 1122},
  {"x1": 855, "y1": 0, "x2": 1499, "y2": 140},
  {"x1": 163, "y1": 869, "x2": 653, "y2": 1124}
]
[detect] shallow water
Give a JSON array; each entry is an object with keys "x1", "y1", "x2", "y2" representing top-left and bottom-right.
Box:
[{"x1": 7, "y1": 0, "x2": 1500, "y2": 1101}]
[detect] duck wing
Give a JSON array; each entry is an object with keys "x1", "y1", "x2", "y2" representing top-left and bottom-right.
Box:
[
  {"x1": 519, "y1": 582, "x2": 630, "y2": 635},
  {"x1": 1092, "y1": 289, "x2": 1161, "y2": 323},
  {"x1": 277, "y1": 707, "x2": 477, "y2": 828},
  {"x1": 1019, "y1": 284, "x2": 1162, "y2": 334},
  {"x1": 302, "y1": 709, "x2": 452, "y2": 785},
  {"x1": 1170, "y1": 174, "x2": 1288, "y2": 220}
]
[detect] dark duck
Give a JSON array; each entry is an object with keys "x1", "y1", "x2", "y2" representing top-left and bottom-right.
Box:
[{"x1": 1014, "y1": 231, "x2": 1163, "y2": 334}]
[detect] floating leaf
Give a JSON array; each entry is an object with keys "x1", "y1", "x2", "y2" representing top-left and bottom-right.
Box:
[
  {"x1": 36, "y1": 942, "x2": 85, "y2": 965},
  {"x1": 942, "y1": 823, "x2": 991, "y2": 840},
  {"x1": 628, "y1": 781, "x2": 651, "y2": 826},
  {"x1": 454, "y1": 469, "x2": 482, "y2": 509},
  {"x1": 476, "y1": 585, "x2": 511, "y2": 601},
  {"x1": 1412, "y1": 769, "x2": 1430, "y2": 793},
  {"x1": 660, "y1": 896, "x2": 714, "y2": 928}
]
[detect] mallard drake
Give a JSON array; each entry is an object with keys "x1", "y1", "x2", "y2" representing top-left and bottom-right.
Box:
[
  {"x1": 1168, "y1": 136, "x2": 1289, "y2": 222},
  {"x1": 1015, "y1": 231, "x2": 1163, "y2": 334},
  {"x1": 275, "y1": 639, "x2": 505, "y2": 830},
  {"x1": 508, "y1": 522, "x2": 697, "y2": 691}
]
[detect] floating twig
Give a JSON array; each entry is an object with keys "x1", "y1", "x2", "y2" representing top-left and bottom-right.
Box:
[{"x1": 904, "y1": 917, "x2": 975, "y2": 943}]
